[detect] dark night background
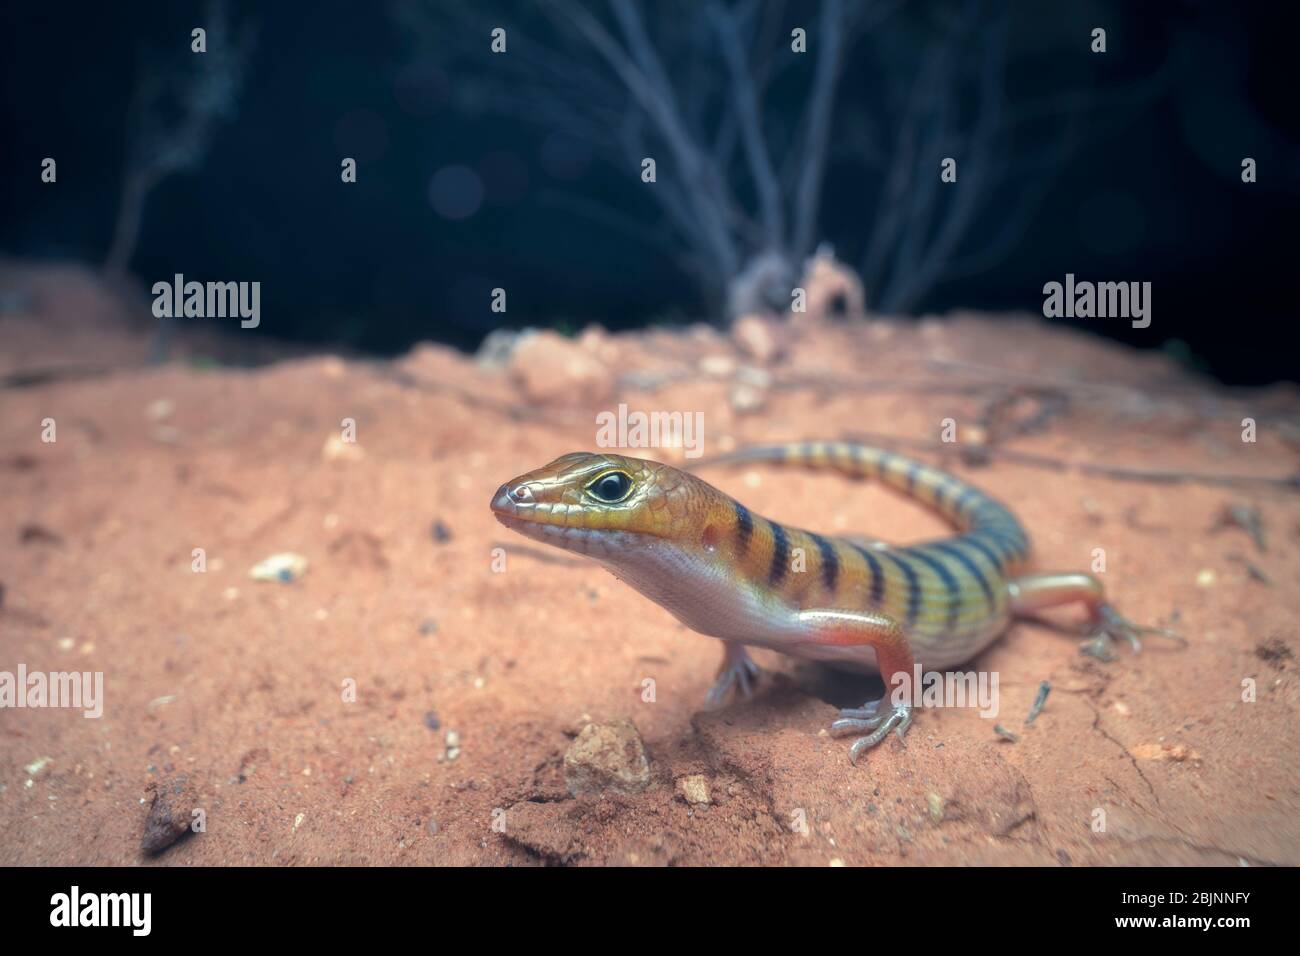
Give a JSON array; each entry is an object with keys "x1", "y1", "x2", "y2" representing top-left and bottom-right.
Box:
[{"x1": 1, "y1": 0, "x2": 1296, "y2": 383}]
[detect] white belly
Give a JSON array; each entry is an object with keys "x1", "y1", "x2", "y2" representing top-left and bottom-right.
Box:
[
  {"x1": 597, "y1": 539, "x2": 887, "y2": 672},
  {"x1": 596, "y1": 537, "x2": 1005, "y2": 676}
]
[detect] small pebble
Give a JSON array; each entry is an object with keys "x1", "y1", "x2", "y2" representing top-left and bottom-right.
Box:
[
  {"x1": 563, "y1": 719, "x2": 650, "y2": 796},
  {"x1": 24, "y1": 756, "x2": 52, "y2": 776},
  {"x1": 676, "y1": 774, "x2": 711, "y2": 805},
  {"x1": 141, "y1": 774, "x2": 199, "y2": 856},
  {"x1": 729, "y1": 384, "x2": 765, "y2": 413},
  {"x1": 698, "y1": 355, "x2": 735, "y2": 378},
  {"x1": 250, "y1": 552, "x2": 308, "y2": 583},
  {"x1": 927, "y1": 793, "x2": 946, "y2": 823},
  {"x1": 322, "y1": 434, "x2": 364, "y2": 462}
]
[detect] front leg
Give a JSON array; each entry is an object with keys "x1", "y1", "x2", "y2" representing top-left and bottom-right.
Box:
[
  {"x1": 798, "y1": 608, "x2": 917, "y2": 764},
  {"x1": 704, "y1": 640, "x2": 762, "y2": 709}
]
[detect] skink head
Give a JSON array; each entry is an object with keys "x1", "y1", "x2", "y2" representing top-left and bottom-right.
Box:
[{"x1": 491, "y1": 452, "x2": 714, "y2": 556}]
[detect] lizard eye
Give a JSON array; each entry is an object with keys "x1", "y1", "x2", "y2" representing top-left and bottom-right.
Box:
[{"x1": 586, "y1": 471, "x2": 633, "y2": 503}]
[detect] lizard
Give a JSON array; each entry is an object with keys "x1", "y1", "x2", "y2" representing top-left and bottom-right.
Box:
[{"x1": 489, "y1": 441, "x2": 1181, "y2": 763}]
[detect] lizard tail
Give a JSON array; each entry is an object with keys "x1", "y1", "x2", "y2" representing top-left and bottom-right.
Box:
[{"x1": 694, "y1": 441, "x2": 1030, "y2": 559}]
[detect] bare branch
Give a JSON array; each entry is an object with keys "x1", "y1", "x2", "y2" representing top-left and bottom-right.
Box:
[
  {"x1": 860, "y1": 33, "x2": 946, "y2": 292},
  {"x1": 106, "y1": 0, "x2": 254, "y2": 276},
  {"x1": 540, "y1": 0, "x2": 741, "y2": 276},
  {"x1": 707, "y1": 0, "x2": 784, "y2": 249},
  {"x1": 882, "y1": 4, "x2": 1006, "y2": 310},
  {"x1": 791, "y1": 0, "x2": 845, "y2": 260}
]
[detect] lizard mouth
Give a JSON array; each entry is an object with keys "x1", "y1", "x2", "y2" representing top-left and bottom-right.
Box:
[
  {"x1": 490, "y1": 483, "x2": 646, "y2": 557},
  {"x1": 492, "y1": 509, "x2": 643, "y2": 560}
]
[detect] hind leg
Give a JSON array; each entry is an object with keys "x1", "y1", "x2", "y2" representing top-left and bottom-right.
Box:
[{"x1": 1007, "y1": 572, "x2": 1183, "y2": 661}]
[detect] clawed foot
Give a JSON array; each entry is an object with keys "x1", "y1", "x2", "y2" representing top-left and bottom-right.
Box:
[
  {"x1": 705, "y1": 645, "x2": 761, "y2": 709},
  {"x1": 1081, "y1": 603, "x2": 1186, "y2": 661},
  {"x1": 830, "y1": 700, "x2": 913, "y2": 764}
]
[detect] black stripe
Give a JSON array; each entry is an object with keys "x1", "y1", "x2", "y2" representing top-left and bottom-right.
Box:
[
  {"x1": 976, "y1": 525, "x2": 1025, "y2": 563},
  {"x1": 850, "y1": 543, "x2": 885, "y2": 605},
  {"x1": 734, "y1": 502, "x2": 753, "y2": 554},
  {"x1": 904, "y1": 460, "x2": 920, "y2": 494},
  {"x1": 768, "y1": 521, "x2": 790, "y2": 586},
  {"x1": 972, "y1": 528, "x2": 1011, "y2": 563},
  {"x1": 811, "y1": 533, "x2": 839, "y2": 593},
  {"x1": 987, "y1": 523, "x2": 1027, "y2": 561},
  {"x1": 905, "y1": 548, "x2": 962, "y2": 629},
  {"x1": 849, "y1": 443, "x2": 868, "y2": 477},
  {"x1": 930, "y1": 541, "x2": 996, "y2": 609},
  {"x1": 932, "y1": 480, "x2": 949, "y2": 509},
  {"x1": 884, "y1": 552, "x2": 922, "y2": 629},
  {"x1": 951, "y1": 485, "x2": 979, "y2": 517},
  {"x1": 953, "y1": 534, "x2": 1005, "y2": 579}
]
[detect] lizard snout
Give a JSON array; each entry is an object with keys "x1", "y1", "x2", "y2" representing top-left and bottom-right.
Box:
[{"x1": 490, "y1": 480, "x2": 538, "y2": 517}]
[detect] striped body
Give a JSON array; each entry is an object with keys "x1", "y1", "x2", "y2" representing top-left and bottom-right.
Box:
[{"x1": 692, "y1": 442, "x2": 1031, "y2": 670}]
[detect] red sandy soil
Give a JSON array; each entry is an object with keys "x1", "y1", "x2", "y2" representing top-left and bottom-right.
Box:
[{"x1": 1, "y1": 262, "x2": 1298, "y2": 866}]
